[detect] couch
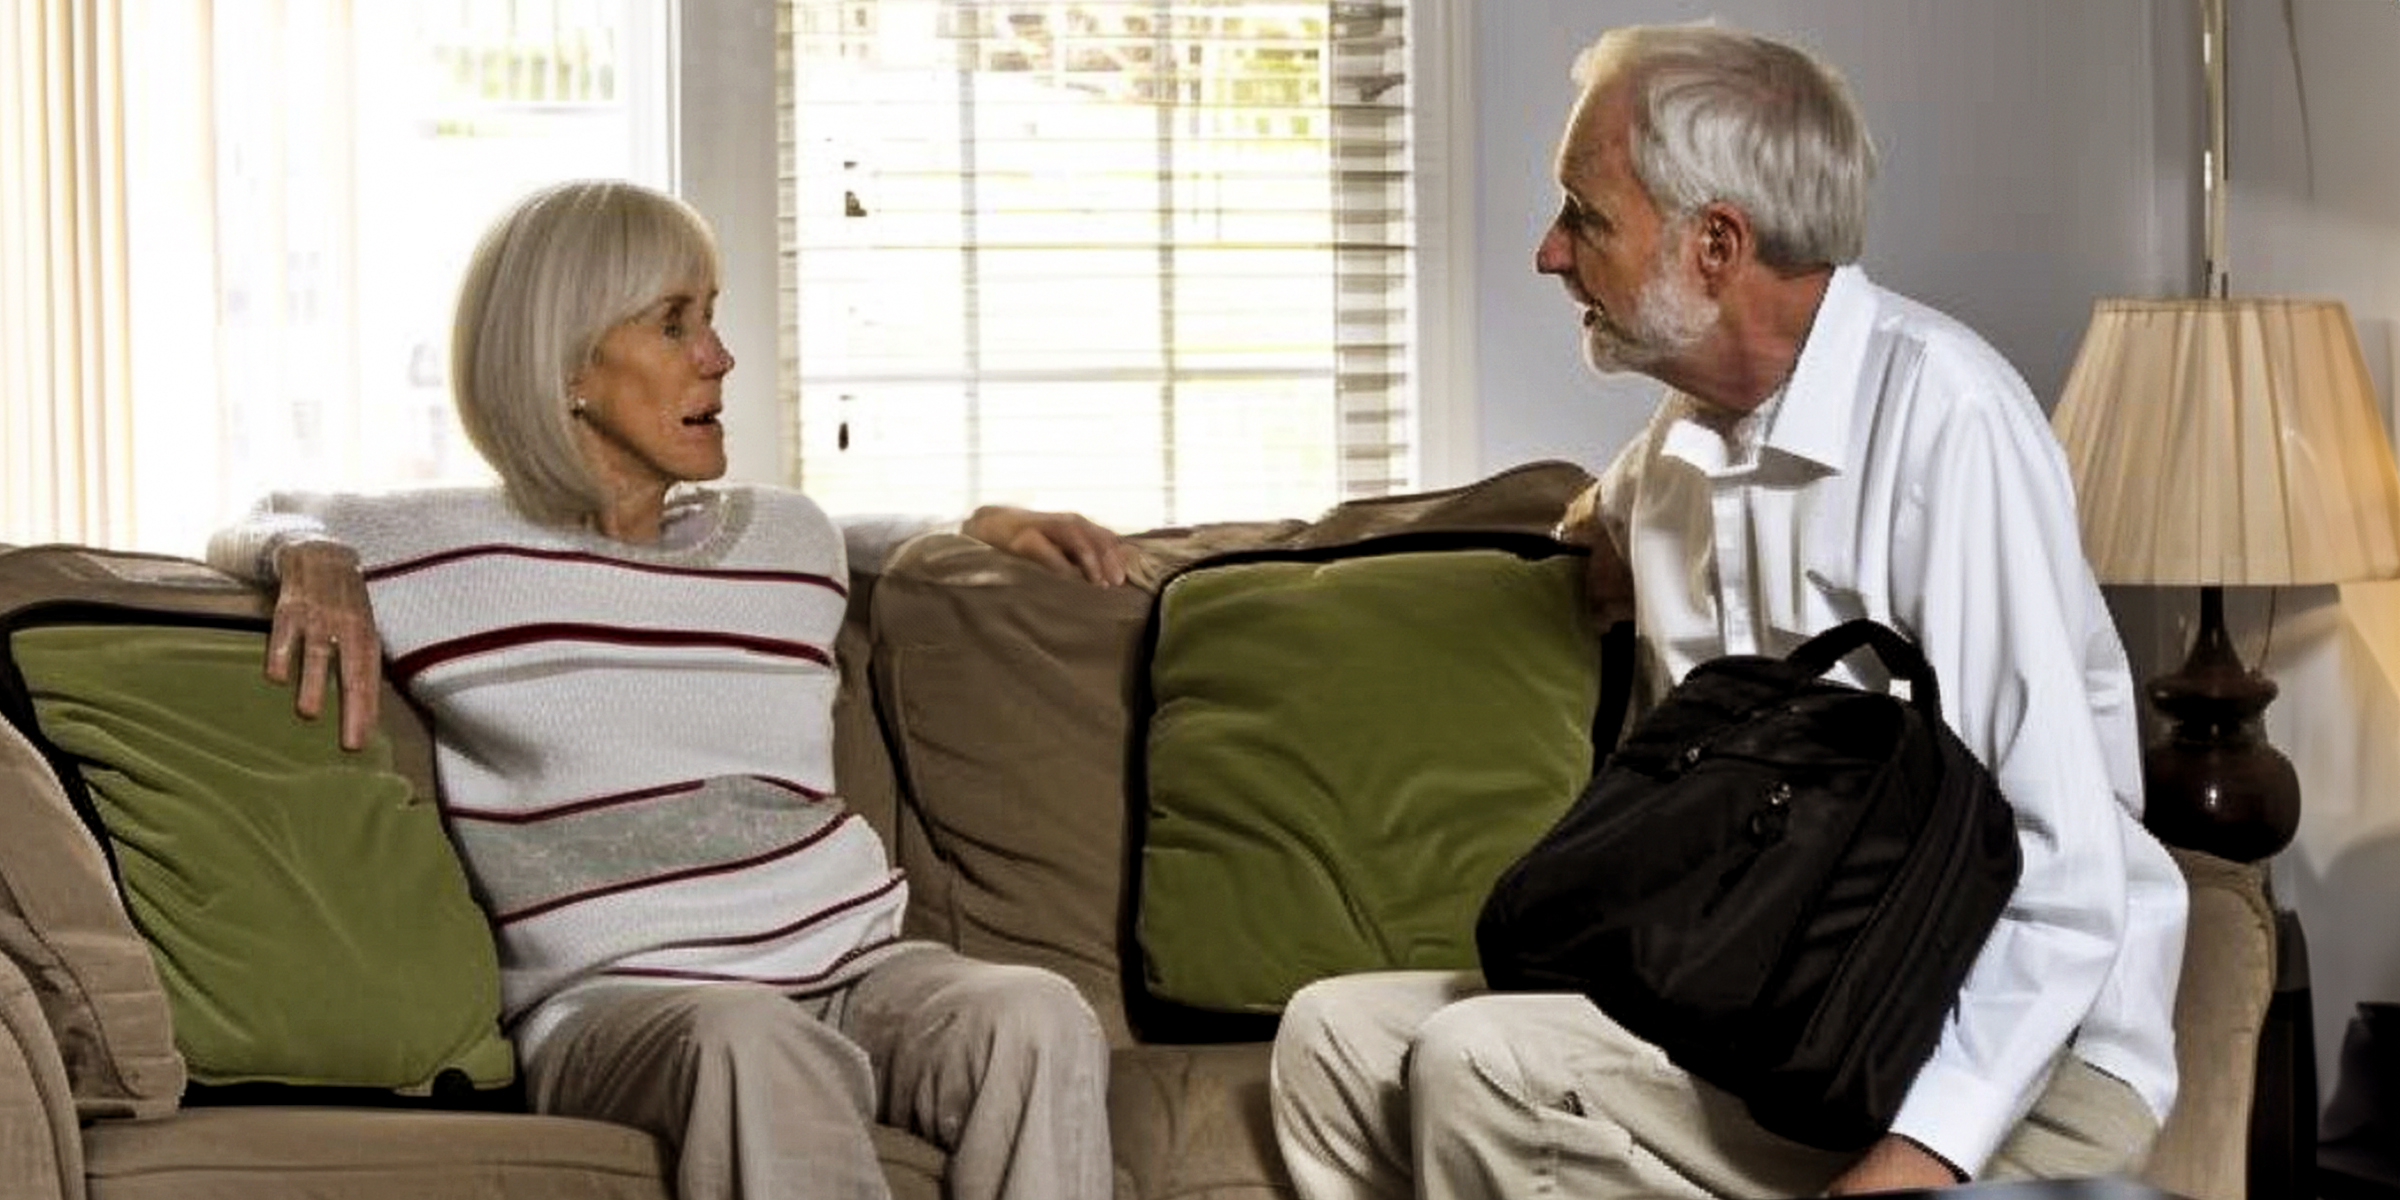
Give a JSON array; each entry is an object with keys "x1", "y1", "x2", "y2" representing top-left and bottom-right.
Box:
[{"x1": 0, "y1": 461, "x2": 2277, "y2": 1200}]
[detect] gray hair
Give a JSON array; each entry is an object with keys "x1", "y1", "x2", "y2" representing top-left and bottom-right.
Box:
[
  {"x1": 1572, "y1": 24, "x2": 1877, "y2": 269},
  {"x1": 449, "y1": 179, "x2": 721, "y2": 525}
]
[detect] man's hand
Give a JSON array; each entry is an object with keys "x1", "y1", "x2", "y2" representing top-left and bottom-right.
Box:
[
  {"x1": 962, "y1": 505, "x2": 1131, "y2": 586},
  {"x1": 1584, "y1": 530, "x2": 1635, "y2": 628},
  {"x1": 1823, "y1": 1134, "x2": 1964, "y2": 1195},
  {"x1": 1556, "y1": 483, "x2": 1633, "y2": 627},
  {"x1": 267, "y1": 540, "x2": 382, "y2": 751}
]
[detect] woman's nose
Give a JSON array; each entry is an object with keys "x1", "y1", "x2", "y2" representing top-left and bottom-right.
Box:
[{"x1": 698, "y1": 329, "x2": 735, "y2": 378}]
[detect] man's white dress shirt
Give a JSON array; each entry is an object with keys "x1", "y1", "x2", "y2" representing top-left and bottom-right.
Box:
[{"x1": 1594, "y1": 266, "x2": 2188, "y2": 1174}]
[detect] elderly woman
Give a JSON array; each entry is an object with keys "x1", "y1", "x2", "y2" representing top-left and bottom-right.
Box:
[{"x1": 206, "y1": 180, "x2": 1117, "y2": 1200}]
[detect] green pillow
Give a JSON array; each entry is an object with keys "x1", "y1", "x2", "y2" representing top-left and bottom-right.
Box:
[
  {"x1": 1137, "y1": 543, "x2": 1601, "y2": 1016},
  {"x1": 11, "y1": 624, "x2": 513, "y2": 1094}
]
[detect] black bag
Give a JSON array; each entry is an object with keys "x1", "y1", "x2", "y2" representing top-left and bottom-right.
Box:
[{"x1": 1475, "y1": 618, "x2": 2020, "y2": 1151}]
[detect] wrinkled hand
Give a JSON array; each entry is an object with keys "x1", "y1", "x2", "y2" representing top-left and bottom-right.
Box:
[
  {"x1": 1556, "y1": 483, "x2": 1633, "y2": 628},
  {"x1": 267, "y1": 540, "x2": 382, "y2": 751},
  {"x1": 962, "y1": 505, "x2": 1131, "y2": 586},
  {"x1": 1584, "y1": 531, "x2": 1634, "y2": 628},
  {"x1": 1823, "y1": 1135, "x2": 1963, "y2": 1196}
]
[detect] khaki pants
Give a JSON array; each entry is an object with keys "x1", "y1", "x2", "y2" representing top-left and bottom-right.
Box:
[
  {"x1": 524, "y1": 944, "x2": 1112, "y2": 1200},
  {"x1": 1271, "y1": 971, "x2": 2156, "y2": 1200}
]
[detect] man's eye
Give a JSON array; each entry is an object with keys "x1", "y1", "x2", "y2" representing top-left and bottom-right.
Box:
[{"x1": 1559, "y1": 194, "x2": 1613, "y2": 240}]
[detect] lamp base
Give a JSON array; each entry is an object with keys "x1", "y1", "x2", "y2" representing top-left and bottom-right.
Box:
[
  {"x1": 2140, "y1": 586, "x2": 2301, "y2": 863},
  {"x1": 2141, "y1": 737, "x2": 2300, "y2": 862}
]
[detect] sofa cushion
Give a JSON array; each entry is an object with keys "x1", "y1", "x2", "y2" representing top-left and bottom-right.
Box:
[
  {"x1": 2139, "y1": 847, "x2": 2275, "y2": 1200},
  {"x1": 0, "y1": 707, "x2": 184, "y2": 1120},
  {"x1": 871, "y1": 461, "x2": 1597, "y2": 1046},
  {"x1": 1, "y1": 946, "x2": 82, "y2": 1198},
  {"x1": 1108, "y1": 1041, "x2": 1285, "y2": 1200},
  {"x1": 81, "y1": 1106, "x2": 671, "y2": 1200},
  {"x1": 8, "y1": 622, "x2": 514, "y2": 1096},
  {"x1": 1135, "y1": 535, "x2": 1600, "y2": 1020},
  {"x1": 872, "y1": 536, "x2": 1159, "y2": 1048}
]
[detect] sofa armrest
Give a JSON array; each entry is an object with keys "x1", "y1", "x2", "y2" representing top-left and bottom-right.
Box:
[
  {"x1": 2, "y1": 949, "x2": 84, "y2": 1200},
  {"x1": 2138, "y1": 848, "x2": 2275, "y2": 1200}
]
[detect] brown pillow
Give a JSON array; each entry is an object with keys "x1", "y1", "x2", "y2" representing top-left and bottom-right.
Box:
[
  {"x1": 872, "y1": 535, "x2": 1157, "y2": 1046},
  {"x1": 869, "y1": 461, "x2": 1597, "y2": 1046},
  {"x1": 0, "y1": 717, "x2": 184, "y2": 1118}
]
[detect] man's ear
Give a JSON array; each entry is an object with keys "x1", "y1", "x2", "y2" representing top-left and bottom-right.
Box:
[{"x1": 1694, "y1": 202, "x2": 1750, "y2": 287}]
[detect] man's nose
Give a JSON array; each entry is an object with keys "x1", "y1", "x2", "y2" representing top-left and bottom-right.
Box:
[{"x1": 1534, "y1": 222, "x2": 1572, "y2": 275}]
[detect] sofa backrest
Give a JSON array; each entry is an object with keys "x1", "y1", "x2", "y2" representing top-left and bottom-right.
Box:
[
  {"x1": 855, "y1": 461, "x2": 1598, "y2": 1046},
  {"x1": 0, "y1": 461, "x2": 1598, "y2": 1070}
]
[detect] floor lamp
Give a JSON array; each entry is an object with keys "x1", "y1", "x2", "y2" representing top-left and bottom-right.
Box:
[{"x1": 2050, "y1": 297, "x2": 2400, "y2": 861}]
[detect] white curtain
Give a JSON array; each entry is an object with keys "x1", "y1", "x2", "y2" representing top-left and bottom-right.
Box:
[
  {"x1": 2, "y1": 0, "x2": 366, "y2": 554},
  {"x1": 2, "y1": 0, "x2": 136, "y2": 548},
  {"x1": 3, "y1": 1, "x2": 664, "y2": 555}
]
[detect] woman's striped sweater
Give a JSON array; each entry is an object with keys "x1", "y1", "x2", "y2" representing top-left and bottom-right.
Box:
[{"x1": 207, "y1": 484, "x2": 911, "y2": 1025}]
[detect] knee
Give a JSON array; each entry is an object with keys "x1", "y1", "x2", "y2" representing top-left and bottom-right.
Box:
[
  {"x1": 1407, "y1": 998, "x2": 1532, "y2": 1102},
  {"x1": 942, "y1": 965, "x2": 1106, "y2": 1068},
  {"x1": 1278, "y1": 976, "x2": 1346, "y2": 1044},
  {"x1": 1273, "y1": 976, "x2": 1354, "y2": 1081},
  {"x1": 1278, "y1": 974, "x2": 1397, "y2": 1055},
  {"x1": 1274, "y1": 974, "x2": 1437, "y2": 1080}
]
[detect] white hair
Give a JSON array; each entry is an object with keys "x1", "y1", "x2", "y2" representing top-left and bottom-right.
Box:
[
  {"x1": 450, "y1": 179, "x2": 721, "y2": 525},
  {"x1": 1572, "y1": 23, "x2": 1878, "y2": 268}
]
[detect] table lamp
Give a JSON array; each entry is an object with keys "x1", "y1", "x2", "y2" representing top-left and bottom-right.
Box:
[{"x1": 2050, "y1": 297, "x2": 2400, "y2": 861}]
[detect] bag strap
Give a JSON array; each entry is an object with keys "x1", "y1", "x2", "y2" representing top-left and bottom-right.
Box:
[
  {"x1": 1781, "y1": 618, "x2": 1943, "y2": 718},
  {"x1": 1592, "y1": 618, "x2": 1634, "y2": 753}
]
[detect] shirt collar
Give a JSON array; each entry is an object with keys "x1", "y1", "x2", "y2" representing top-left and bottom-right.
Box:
[
  {"x1": 1655, "y1": 264, "x2": 1874, "y2": 477},
  {"x1": 1756, "y1": 264, "x2": 1874, "y2": 474}
]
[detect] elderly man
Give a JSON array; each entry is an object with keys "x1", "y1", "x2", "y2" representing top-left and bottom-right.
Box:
[{"x1": 1269, "y1": 22, "x2": 2187, "y2": 1200}]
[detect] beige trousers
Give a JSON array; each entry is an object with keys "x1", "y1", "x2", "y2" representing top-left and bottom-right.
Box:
[
  {"x1": 1271, "y1": 971, "x2": 2157, "y2": 1200},
  {"x1": 523, "y1": 944, "x2": 1112, "y2": 1200}
]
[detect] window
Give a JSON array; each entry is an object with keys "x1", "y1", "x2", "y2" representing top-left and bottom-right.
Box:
[
  {"x1": 8, "y1": 0, "x2": 1471, "y2": 551},
  {"x1": 775, "y1": 0, "x2": 1423, "y2": 531},
  {"x1": 0, "y1": 0, "x2": 670, "y2": 553}
]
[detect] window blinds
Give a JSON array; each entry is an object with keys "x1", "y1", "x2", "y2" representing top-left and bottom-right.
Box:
[{"x1": 776, "y1": 0, "x2": 1414, "y2": 531}]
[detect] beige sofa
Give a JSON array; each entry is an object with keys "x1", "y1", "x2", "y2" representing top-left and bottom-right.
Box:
[{"x1": 0, "y1": 462, "x2": 2276, "y2": 1200}]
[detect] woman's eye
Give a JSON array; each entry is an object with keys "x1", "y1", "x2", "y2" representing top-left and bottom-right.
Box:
[{"x1": 663, "y1": 317, "x2": 686, "y2": 339}]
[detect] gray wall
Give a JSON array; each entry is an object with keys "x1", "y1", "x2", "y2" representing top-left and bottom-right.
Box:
[
  {"x1": 1471, "y1": 0, "x2": 2186, "y2": 471},
  {"x1": 2212, "y1": 0, "x2": 2400, "y2": 1103}
]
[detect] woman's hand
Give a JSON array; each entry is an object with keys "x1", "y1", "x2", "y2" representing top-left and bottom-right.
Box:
[
  {"x1": 962, "y1": 505, "x2": 1131, "y2": 586},
  {"x1": 267, "y1": 540, "x2": 383, "y2": 751},
  {"x1": 1823, "y1": 1134, "x2": 1963, "y2": 1195}
]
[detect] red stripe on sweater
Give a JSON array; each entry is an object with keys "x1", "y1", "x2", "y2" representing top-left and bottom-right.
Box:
[
  {"x1": 441, "y1": 774, "x2": 831, "y2": 824},
  {"x1": 608, "y1": 873, "x2": 906, "y2": 956},
  {"x1": 600, "y1": 934, "x2": 907, "y2": 990},
  {"x1": 491, "y1": 812, "x2": 860, "y2": 926},
  {"x1": 365, "y1": 543, "x2": 847, "y2": 596},
  {"x1": 390, "y1": 623, "x2": 830, "y2": 686}
]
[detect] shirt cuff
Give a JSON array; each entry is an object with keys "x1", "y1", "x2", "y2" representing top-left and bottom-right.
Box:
[{"x1": 1887, "y1": 1057, "x2": 2025, "y2": 1180}]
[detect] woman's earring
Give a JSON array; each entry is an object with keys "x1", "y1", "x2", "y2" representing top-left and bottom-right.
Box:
[{"x1": 569, "y1": 395, "x2": 589, "y2": 418}]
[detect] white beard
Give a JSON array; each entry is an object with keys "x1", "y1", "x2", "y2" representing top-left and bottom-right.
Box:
[{"x1": 1580, "y1": 254, "x2": 1718, "y2": 376}]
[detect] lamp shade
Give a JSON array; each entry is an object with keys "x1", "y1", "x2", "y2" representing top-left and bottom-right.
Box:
[{"x1": 2051, "y1": 297, "x2": 2400, "y2": 587}]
